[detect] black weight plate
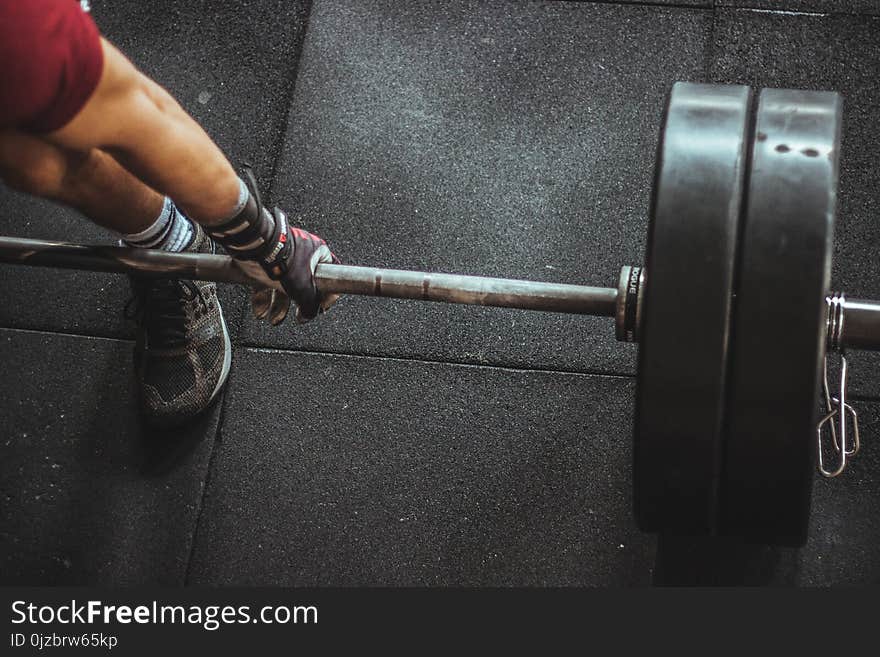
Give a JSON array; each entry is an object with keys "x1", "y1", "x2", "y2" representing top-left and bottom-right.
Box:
[
  {"x1": 721, "y1": 89, "x2": 842, "y2": 546},
  {"x1": 634, "y1": 82, "x2": 751, "y2": 534}
]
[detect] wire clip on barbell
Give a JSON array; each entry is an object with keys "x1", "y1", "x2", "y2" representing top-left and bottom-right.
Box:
[{"x1": 819, "y1": 292, "x2": 861, "y2": 477}]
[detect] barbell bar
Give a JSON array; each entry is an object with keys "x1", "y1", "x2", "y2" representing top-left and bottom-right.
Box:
[
  {"x1": 1, "y1": 82, "x2": 877, "y2": 546},
  {"x1": 1, "y1": 239, "x2": 878, "y2": 352}
]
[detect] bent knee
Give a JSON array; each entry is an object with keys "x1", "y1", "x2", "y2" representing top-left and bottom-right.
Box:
[{"x1": 0, "y1": 131, "x2": 70, "y2": 199}]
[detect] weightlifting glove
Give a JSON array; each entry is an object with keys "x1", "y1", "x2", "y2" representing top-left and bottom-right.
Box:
[{"x1": 206, "y1": 168, "x2": 340, "y2": 324}]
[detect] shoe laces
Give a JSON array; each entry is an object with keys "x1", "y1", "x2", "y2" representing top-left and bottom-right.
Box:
[{"x1": 125, "y1": 278, "x2": 208, "y2": 347}]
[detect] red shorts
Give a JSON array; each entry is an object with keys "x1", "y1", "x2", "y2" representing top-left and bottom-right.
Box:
[{"x1": 0, "y1": 0, "x2": 104, "y2": 133}]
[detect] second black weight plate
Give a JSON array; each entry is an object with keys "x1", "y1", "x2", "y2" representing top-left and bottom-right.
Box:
[
  {"x1": 634, "y1": 82, "x2": 751, "y2": 534},
  {"x1": 721, "y1": 88, "x2": 842, "y2": 546}
]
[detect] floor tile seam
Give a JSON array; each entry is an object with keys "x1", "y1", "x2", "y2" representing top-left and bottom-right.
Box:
[
  {"x1": 717, "y1": 5, "x2": 877, "y2": 18},
  {"x1": 181, "y1": 385, "x2": 235, "y2": 586},
  {"x1": 574, "y1": 0, "x2": 713, "y2": 10},
  {"x1": 0, "y1": 326, "x2": 132, "y2": 344},
  {"x1": 240, "y1": 343, "x2": 638, "y2": 380}
]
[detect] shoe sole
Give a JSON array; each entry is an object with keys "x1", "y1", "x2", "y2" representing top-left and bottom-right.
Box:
[{"x1": 208, "y1": 304, "x2": 233, "y2": 404}]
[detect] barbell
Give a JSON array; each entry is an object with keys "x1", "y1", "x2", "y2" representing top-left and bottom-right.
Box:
[{"x1": 0, "y1": 82, "x2": 877, "y2": 546}]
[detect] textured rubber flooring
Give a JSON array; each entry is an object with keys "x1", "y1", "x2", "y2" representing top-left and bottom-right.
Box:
[
  {"x1": 0, "y1": 329, "x2": 220, "y2": 585},
  {"x1": 187, "y1": 348, "x2": 655, "y2": 585},
  {"x1": 243, "y1": 0, "x2": 712, "y2": 376}
]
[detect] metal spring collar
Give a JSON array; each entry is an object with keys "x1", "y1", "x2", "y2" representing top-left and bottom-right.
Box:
[{"x1": 818, "y1": 293, "x2": 861, "y2": 477}]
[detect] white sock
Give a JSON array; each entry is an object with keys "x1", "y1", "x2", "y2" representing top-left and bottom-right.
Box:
[
  {"x1": 122, "y1": 197, "x2": 194, "y2": 252},
  {"x1": 216, "y1": 177, "x2": 250, "y2": 223}
]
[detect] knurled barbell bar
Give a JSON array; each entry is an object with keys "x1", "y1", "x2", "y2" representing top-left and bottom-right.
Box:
[
  {"x1": 0, "y1": 242, "x2": 876, "y2": 349},
  {"x1": 0, "y1": 82, "x2": 875, "y2": 546}
]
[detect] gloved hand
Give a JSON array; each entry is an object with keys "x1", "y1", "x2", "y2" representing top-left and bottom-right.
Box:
[
  {"x1": 236, "y1": 212, "x2": 341, "y2": 325},
  {"x1": 206, "y1": 166, "x2": 341, "y2": 325}
]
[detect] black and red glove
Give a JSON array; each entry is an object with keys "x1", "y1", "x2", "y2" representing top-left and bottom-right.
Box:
[{"x1": 206, "y1": 168, "x2": 340, "y2": 324}]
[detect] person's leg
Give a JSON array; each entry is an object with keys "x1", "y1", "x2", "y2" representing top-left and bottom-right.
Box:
[
  {"x1": 0, "y1": 129, "x2": 231, "y2": 427},
  {"x1": 0, "y1": 129, "x2": 200, "y2": 254},
  {"x1": 0, "y1": 129, "x2": 163, "y2": 235},
  {"x1": 0, "y1": 1, "x2": 242, "y2": 428},
  {"x1": 45, "y1": 38, "x2": 241, "y2": 227}
]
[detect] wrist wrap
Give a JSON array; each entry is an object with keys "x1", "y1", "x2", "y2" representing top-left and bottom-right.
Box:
[{"x1": 206, "y1": 193, "x2": 293, "y2": 280}]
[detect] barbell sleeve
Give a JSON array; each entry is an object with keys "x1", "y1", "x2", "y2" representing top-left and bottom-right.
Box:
[{"x1": 839, "y1": 298, "x2": 880, "y2": 352}]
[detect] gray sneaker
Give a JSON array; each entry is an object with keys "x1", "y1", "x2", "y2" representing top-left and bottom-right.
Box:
[{"x1": 126, "y1": 224, "x2": 232, "y2": 427}]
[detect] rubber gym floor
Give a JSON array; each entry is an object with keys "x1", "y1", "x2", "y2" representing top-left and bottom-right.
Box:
[{"x1": 2, "y1": 0, "x2": 880, "y2": 587}]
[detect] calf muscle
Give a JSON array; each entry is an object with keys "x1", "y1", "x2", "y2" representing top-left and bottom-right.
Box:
[{"x1": 0, "y1": 129, "x2": 164, "y2": 233}]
